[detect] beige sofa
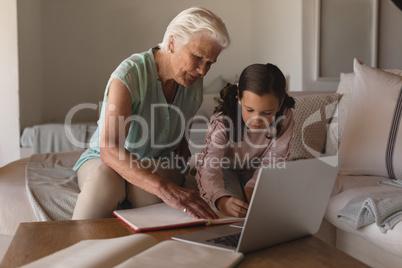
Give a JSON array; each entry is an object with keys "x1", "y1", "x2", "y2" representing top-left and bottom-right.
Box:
[
  {"x1": 189, "y1": 59, "x2": 402, "y2": 268},
  {"x1": 314, "y1": 60, "x2": 402, "y2": 268},
  {"x1": 1, "y1": 59, "x2": 401, "y2": 267}
]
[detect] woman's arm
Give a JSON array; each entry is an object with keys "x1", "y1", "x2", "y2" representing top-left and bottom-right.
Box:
[{"x1": 100, "y1": 78, "x2": 217, "y2": 219}]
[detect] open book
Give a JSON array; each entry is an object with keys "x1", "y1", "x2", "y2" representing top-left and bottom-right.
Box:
[
  {"x1": 22, "y1": 234, "x2": 244, "y2": 268},
  {"x1": 113, "y1": 203, "x2": 244, "y2": 232}
]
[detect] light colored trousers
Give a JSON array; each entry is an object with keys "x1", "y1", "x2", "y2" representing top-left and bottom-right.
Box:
[{"x1": 72, "y1": 158, "x2": 184, "y2": 219}]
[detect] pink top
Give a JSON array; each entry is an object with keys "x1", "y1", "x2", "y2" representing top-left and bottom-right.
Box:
[{"x1": 195, "y1": 108, "x2": 295, "y2": 209}]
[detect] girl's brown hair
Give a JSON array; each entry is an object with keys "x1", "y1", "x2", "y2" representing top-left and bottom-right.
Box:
[{"x1": 214, "y1": 63, "x2": 295, "y2": 141}]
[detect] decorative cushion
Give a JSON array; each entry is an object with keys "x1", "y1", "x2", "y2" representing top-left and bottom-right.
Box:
[
  {"x1": 288, "y1": 93, "x2": 341, "y2": 160},
  {"x1": 328, "y1": 69, "x2": 402, "y2": 147},
  {"x1": 339, "y1": 59, "x2": 402, "y2": 180}
]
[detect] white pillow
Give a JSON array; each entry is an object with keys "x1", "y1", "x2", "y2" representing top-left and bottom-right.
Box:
[
  {"x1": 339, "y1": 59, "x2": 402, "y2": 180},
  {"x1": 328, "y1": 69, "x2": 402, "y2": 147}
]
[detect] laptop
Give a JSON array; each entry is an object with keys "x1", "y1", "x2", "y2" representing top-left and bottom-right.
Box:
[{"x1": 172, "y1": 156, "x2": 341, "y2": 253}]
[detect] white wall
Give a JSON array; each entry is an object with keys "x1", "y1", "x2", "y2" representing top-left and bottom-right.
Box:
[
  {"x1": 302, "y1": 0, "x2": 402, "y2": 91},
  {"x1": 378, "y1": 0, "x2": 402, "y2": 68},
  {"x1": 19, "y1": 0, "x2": 255, "y2": 129},
  {"x1": 0, "y1": 0, "x2": 20, "y2": 167},
  {"x1": 18, "y1": 0, "x2": 304, "y2": 130},
  {"x1": 250, "y1": 0, "x2": 303, "y2": 91},
  {"x1": 18, "y1": 0, "x2": 43, "y2": 129}
]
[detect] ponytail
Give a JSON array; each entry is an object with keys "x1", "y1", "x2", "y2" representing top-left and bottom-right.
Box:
[
  {"x1": 214, "y1": 83, "x2": 244, "y2": 142},
  {"x1": 270, "y1": 93, "x2": 295, "y2": 139},
  {"x1": 214, "y1": 83, "x2": 238, "y2": 115},
  {"x1": 282, "y1": 93, "x2": 295, "y2": 110},
  {"x1": 276, "y1": 93, "x2": 295, "y2": 119}
]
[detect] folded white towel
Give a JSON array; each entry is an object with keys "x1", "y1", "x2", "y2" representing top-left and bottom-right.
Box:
[
  {"x1": 379, "y1": 179, "x2": 402, "y2": 188},
  {"x1": 337, "y1": 190, "x2": 402, "y2": 233}
]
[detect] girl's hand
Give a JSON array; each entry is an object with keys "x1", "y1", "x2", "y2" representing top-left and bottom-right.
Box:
[
  {"x1": 158, "y1": 182, "x2": 218, "y2": 220},
  {"x1": 216, "y1": 196, "x2": 249, "y2": 217}
]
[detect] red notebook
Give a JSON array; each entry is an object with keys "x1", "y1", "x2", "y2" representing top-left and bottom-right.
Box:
[{"x1": 113, "y1": 203, "x2": 243, "y2": 232}]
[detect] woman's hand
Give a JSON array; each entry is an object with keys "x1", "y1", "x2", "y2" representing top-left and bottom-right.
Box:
[
  {"x1": 216, "y1": 196, "x2": 249, "y2": 217},
  {"x1": 158, "y1": 182, "x2": 218, "y2": 220}
]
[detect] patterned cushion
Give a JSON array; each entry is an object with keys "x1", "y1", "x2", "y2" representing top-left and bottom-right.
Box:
[{"x1": 288, "y1": 93, "x2": 341, "y2": 160}]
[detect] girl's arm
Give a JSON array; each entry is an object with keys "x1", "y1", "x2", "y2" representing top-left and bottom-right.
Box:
[
  {"x1": 196, "y1": 116, "x2": 249, "y2": 217},
  {"x1": 195, "y1": 117, "x2": 229, "y2": 208}
]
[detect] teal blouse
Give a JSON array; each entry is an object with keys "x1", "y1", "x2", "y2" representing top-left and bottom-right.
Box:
[{"x1": 73, "y1": 48, "x2": 203, "y2": 171}]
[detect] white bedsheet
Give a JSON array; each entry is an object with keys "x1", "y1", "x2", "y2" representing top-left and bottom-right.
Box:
[
  {"x1": 0, "y1": 151, "x2": 84, "y2": 236},
  {"x1": 20, "y1": 123, "x2": 97, "y2": 153},
  {"x1": 25, "y1": 151, "x2": 82, "y2": 222}
]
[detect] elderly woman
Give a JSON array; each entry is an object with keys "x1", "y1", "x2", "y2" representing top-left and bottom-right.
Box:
[{"x1": 72, "y1": 7, "x2": 230, "y2": 220}]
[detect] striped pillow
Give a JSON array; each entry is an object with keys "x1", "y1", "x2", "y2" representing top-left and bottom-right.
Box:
[{"x1": 339, "y1": 59, "x2": 402, "y2": 180}]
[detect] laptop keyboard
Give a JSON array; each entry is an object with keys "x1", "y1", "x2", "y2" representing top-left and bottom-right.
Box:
[{"x1": 206, "y1": 233, "x2": 240, "y2": 247}]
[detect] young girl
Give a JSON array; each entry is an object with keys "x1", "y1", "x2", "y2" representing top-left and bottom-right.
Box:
[{"x1": 195, "y1": 63, "x2": 295, "y2": 217}]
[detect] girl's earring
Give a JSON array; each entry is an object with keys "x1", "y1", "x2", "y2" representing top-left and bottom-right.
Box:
[{"x1": 168, "y1": 50, "x2": 171, "y2": 53}]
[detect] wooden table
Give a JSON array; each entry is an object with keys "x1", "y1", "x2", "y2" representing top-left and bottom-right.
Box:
[{"x1": 0, "y1": 218, "x2": 368, "y2": 268}]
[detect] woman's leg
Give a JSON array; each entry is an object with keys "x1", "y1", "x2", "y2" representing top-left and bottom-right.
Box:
[
  {"x1": 72, "y1": 158, "x2": 126, "y2": 219},
  {"x1": 126, "y1": 159, "x2": 184, "y2": 208}
]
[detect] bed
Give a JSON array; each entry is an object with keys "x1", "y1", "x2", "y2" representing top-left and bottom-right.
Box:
[
  {"x1": 2, "y1": 122, "x2": 207, "y2": 236},
  {"x1": 6, "y1": 96, "x2": 215, "y2": 236},
  {"x1": 4, "y1": 122, "x2": 96, "y2": 236},
  {"x1": 0, "y1": 151, "x2": 84, "y2": 236}
]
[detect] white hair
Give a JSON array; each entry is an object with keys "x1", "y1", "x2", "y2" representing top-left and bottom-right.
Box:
[{"x1": 159, "y1": 7, "x2": 230, "y2": 51}]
